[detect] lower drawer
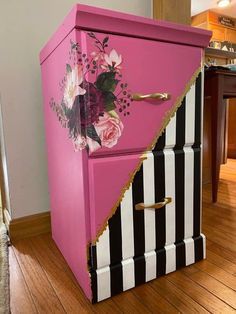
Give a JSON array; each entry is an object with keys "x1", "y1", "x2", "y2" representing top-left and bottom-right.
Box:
[
  {"x1": 89, "y1": 147, "x2": 201, "y2": 270},
  {"x1": 90, "y1": 234, "x2": 206, "y2": 303}
]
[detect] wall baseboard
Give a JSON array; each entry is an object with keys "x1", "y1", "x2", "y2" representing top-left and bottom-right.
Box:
[{"x1": 3, "y1": 209, "x2": 51, "y2": 242}]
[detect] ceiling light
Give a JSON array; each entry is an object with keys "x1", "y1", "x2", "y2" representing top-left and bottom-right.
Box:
[{"x1": 217, "y1": 0, "x2": 231, "y2": 7}]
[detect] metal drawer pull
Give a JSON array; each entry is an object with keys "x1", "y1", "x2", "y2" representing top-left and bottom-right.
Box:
[
  {"x1": 131, "y1": 92, "x2": 171, "y2": 101},
  {"x1": 135, "y1": 197, "x2": 172, "y2": 210}
]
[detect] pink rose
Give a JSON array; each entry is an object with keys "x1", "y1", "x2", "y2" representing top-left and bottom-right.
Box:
[{"x1": 94, "y1": 112, "x2": 124, "y2": 148}]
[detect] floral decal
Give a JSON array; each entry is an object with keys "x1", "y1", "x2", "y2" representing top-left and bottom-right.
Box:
[{"x1": 50, "y1": 33, "x2": 132, "y2": 153}]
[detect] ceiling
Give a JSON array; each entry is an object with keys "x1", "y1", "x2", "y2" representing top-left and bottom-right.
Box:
[{"x1": 191, "y1": 0, "x2": 236, "y2": 18}]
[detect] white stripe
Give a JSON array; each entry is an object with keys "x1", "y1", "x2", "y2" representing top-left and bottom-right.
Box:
[
  {"x1": 164, "y1": 150, "x2": 176, "y2": 245},
  {"x1": 185, "y1": 83, "x2": 196, "y2": 146},
  {"x1": 165, "y1": 113, "x2": 176, "y2": 148},
  {"x1": 121, "y1": 185, "x2": 134, "y2": 260},
  {"x1": 122, "y1": 258, "x2": 135, "y2": 291},
  {"x1": 201, "y1": 233, "x2": 206, "y2": 259},
  {"x1": 97, "y1": 266, "x2": 111, "y2": 302},
  {"x1": 166, "y1": 244, "x2": 176, "y2": 273},
  {"x1": 184, "y1": 147, "x2": 194, "y2": 239},
  {"x1": 184, "y1": 238, "x2": 195, "y2": 266},
  {"x1": 143, "y1": 153, "x2": 156, "y2": 252},
  {"x1": 96, "y1": 227, "x2": 110, "y2": 269},
  {"x1": 145, "y1": 251, "x2": 156, "y2": 281}
]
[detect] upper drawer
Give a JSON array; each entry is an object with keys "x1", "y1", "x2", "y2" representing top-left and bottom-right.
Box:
[{"x1": 48, "y1": 30, "x2": 203, "y2": 157}]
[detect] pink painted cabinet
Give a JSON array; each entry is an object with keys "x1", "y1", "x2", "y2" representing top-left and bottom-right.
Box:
[{"x1": 40, "y1": 4, "x2": 211, "y2": 303}]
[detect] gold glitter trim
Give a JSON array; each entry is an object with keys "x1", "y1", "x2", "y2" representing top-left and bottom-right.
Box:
[
  {"x1": 147, "y1": 66, "x2": 202, "y2": 153},
  {"x1": 90, "y1": 65, "x2": 202, "y2": 246}
]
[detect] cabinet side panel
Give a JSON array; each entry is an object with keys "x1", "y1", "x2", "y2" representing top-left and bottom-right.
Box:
[{"x1": 40, "y1": 30, "x2": 92, "y2": 300}]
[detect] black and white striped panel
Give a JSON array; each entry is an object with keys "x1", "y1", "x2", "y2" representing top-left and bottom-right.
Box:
[
  {"x1": 90, "y1": 234, "x2": 206, "y2": 303},
  {"x1": 89, "y1": 72, "x2": 204, "y2": 303}
]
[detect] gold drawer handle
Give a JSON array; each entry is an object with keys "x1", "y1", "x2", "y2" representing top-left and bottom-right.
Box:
[
  {"x1": 135, "y1": 197, "x2": 172, "y2": 210},
  {"x1": 131, "y1": 93, "x2": 171, "y2": 101}
]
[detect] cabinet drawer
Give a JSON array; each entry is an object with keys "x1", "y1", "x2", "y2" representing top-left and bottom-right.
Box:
[
  {"x1": 49, "y1": 30, "x2": 202, "y2": 157},
  {"x1": 82, "y1": 31, "x2": 202, "y2": 156},
  {"x1": 89, "y1": 147, "x2": 201, "y2": 269}
]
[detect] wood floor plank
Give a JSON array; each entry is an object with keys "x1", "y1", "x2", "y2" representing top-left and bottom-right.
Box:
[
  {"x1": 205, "y1": 250, "x2": 236, "y2": 275},
  {"x1": 9, "y1": 247, "x2": 37, "y2": 314},
  {"x1": 181, "y1": 264, "x2": 200, "y2": 275},
  {"x1": 112, "y1": 290, "x2": 151, "y2": 313},
  {"x1": 203, "y1": 205, "x2": 236, "y2": 222},
  {"x1": 13, "y1": 239, "x2": 66, "y2": 313},
  {"x1": 167, "y1": 271, "x2": 236, "y2": 313},
  {"x1": 194, "y1": 260, "x2": 236, "y2": 291},
  {"x1": 189, "y1": 270, "x2": 236, "y2": 309},
  {"x1": 93, "y1": 298, "x2": 123, "y2": 314},
  {"x1": 28, "y1": 235, "x2": 95, "y2": 313},
  {"x1": 150, "y1": 276, "x2": 209, "y2": 313},
  {"x1": 133, "y1": 283, "x2": 180, "y2": 313},
  {"x1": 203, "y1": 224, "x2": 236, "y2": 252},
  {"x1": 207, "y1": 242, "x2": 236, "y2": 264},
  {"x1": 203, "y1": 217, "x2": 236, "y2": 237},
  {"x1": 35, "y1": 233, "x2": 125, "y2": 313}
]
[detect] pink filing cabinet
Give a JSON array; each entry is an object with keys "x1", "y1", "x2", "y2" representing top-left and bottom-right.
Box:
[{"x1": 40, "y1": 4, "x2": 211, "y2": 303}]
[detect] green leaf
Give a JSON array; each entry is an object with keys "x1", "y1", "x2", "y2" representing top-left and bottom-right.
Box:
[
  {"x1": 112, "y1": 79, "x2": 120, "y2": 91},
  {"x1": 103, "y1": 91, "x2": 116, "y2": 111},
  {"x1": 108, "y1": 110, "x2": 119, "y2": 119},
  {"x1": 105, "y1": 101, "x2": 116, "y2": 111},
  {"x1": 66, "y1": 64, "x2": 72, "y2": 73},
  {"x1": 86, "y1": 125, "x2": 101, "y2": 146},
  {"x1": 96, "y1": 72, "x2": 119, "y2": 92}
]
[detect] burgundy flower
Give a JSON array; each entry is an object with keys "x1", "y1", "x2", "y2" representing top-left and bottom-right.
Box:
[
  {"x1": 81, "y1": 82, "x2": 105, "y2": 126},
  {"x1": 67, "y1": 82, "x2": 105, "y2": 139}
]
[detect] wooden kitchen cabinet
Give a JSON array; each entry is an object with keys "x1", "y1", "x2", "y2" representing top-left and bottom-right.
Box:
[
  {"x1": 211, "y1": 25, "x2": 226, "y2": 41},
  {"x1": 40, "y1": 4, "x2": 210, "y2": 303},
  {"x1": 192, "y1": 10, "x2": 236, "y2": 43}
]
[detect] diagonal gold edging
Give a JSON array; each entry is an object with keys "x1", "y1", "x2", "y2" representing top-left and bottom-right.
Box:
[{"x1": 87, "y1": 65, "x2": 202, "y2": 254}]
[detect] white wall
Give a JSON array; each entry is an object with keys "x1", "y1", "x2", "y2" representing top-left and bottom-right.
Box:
[{"x1": 0, "y1": 0, "x2": 152, "y2": 219}]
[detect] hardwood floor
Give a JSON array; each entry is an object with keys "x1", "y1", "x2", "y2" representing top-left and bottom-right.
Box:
[{"x1": 9, "y1": 160, "x2": 236, "y2": 313}]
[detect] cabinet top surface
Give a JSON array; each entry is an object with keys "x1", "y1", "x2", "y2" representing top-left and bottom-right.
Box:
[{"x1": 40, "y1": 4, "x2": 211, "y2": 64}]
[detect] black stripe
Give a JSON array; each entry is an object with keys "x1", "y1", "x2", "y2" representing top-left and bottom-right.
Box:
[
  {"x1": 134, "y1": 256, "x2": 146, "y2": 286},
  {"x1": 193, "y1": 148, "x2": 201, "y2": 237},
  {"x1": 156, "y1": 247, "x2": 166, "y2": 276},
  {"x1": 154, "y1": 151, "x2": 166, "y2": 249},
  {"x1": 110, "y1": 262, "x2": 123, "y2": 296},
  {"x1": 89, "y1": 245, "x2": 97, "y2": 270},
  {"x1": 108, "y1": 206, "x2": 123, "y2": 296},
  {"x1": 175, "y1": 97, "x2": 186, "y2": 149},
  {"x1": 193, "y1": 73, "x2": 202, "y2": 149},
  {"x1": 194, "y1": 235, "x2": 204, "y2": 262},
  {"x1": 132, "y1": 165, "x2": 145, "y2": 286},
  {"x1": 153, "y1": 130, "x2": 166, "y2": 151},
  {"x1": 132, "y1": 165, "x2": 145, "y2": 257},
  {"x1": 90, "y1": 270, "x2": 98, "y2": 303},
  {"x1": 176, "y1": 242, "x2": 186, "y2": 269},
  {"x1": 109, "y1": 205, "x2": 122, "y2": 265},
  {"x1": 175, "y1": 150, "x2": 185, "y2": 243},
  {"x1": 89, "y1": 245, "x2": 98, "y2": 303}
]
